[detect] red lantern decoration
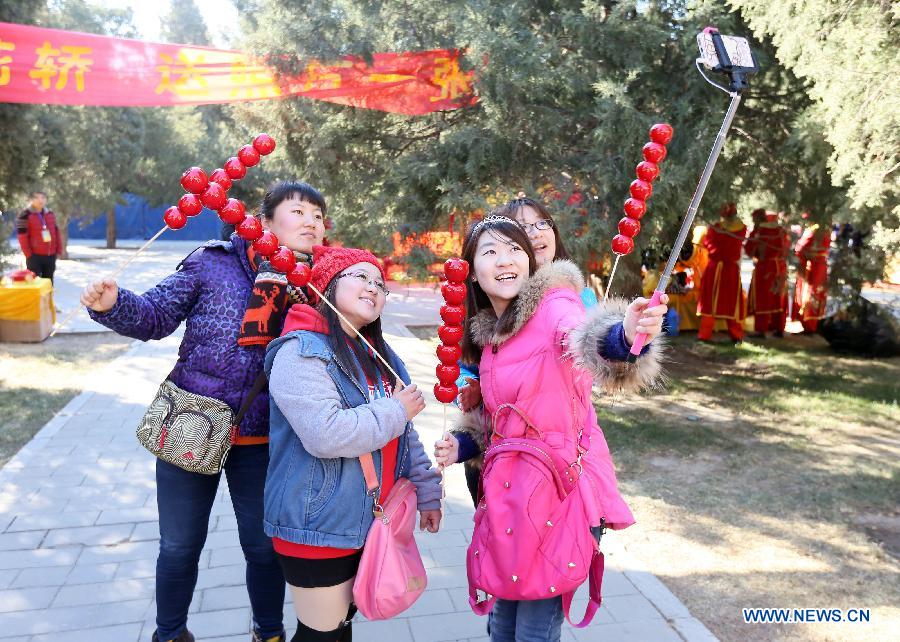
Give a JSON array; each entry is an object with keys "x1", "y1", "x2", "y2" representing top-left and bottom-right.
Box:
[
  {"x1": 178, "y1": 193, "x2": 203, "y2": 217},
  {"x1": 236, "y1": 215, "x2": 263, "y2": 241},
  {"x1": 218, "y1": 198, "x2": 246, "y2": 225},
  {"x1": 630, "y1": 180, "x2": 653, "y2": 201},
  {"x1": 436, "y1": 344, "x2": 462, "y2": 365},
  {"x1": 270, "y1": 246, "x2": 297, "y2": 273},
  {"x1": 611, "y1": 234, "x2": 634, "y2": 256},
  {"x1": 253, "y1": 133, "x2": 276, "y2": 155},
  {"x1": 163, "y1": 206, "x2": 187, "y2": 230},
  {"x1": 624, "y1": 198, "x2": 647, "y2": 219},
  {"x1": 433, "y1": 383, "x2": 459, "y2": 404},
  {"x1": 288, "y1": 264, "x2": 312, "y2": 287},
  {"x1": 224, "y1": 157, "x2": 247, "y2": 180},
  {"x1": 649, "y1": 123, "x2": 674, "y2": 145},
  {"x1": 441, "y1": 282, "x2": 467, "y2": 305},
  {"x1": 237, "y1": 145, "x2": 261, "y2": 168},
  {"x1": 618, "y1": 217, "x2": 641, "y2": 238},
  {"x1": 180, "y1": 167, "x2": 208, "y2": 195},
  {"x1": 440, "y1": 305, "x2": 465, "y2": 325},
  {"x1": 252, "y1": 231, "x2": 279, "y2": 256},
  {"x1": 438, "y1": 324, "x2": 464, "y2": 345},
  {"x1": 444, "y1": 258, "x2": 469, "y2": 282},
  {"x1": 642, "y1": 142, "x2": 667, "y2": 163},
  {"x1": 635, "y1": 161, "x2": 660, "y2": 182},
  {"x1": 200, "y1": 183, "x2": 227, "y2": 210},
  {"x1": 209, "y1": 168, "x2": 233, "y2": 192},
  {"x1": 436, "y1": 363, "x2": 461, "y2": 385}
]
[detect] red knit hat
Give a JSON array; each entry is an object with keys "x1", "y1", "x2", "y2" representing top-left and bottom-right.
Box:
[{"x1": 310, "y1": 245, "x2": 385, "y2": 295}]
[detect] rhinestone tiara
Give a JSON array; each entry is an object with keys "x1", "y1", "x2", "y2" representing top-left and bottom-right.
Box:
[{"x1": 471, "y1": 214, "x2": 514, "y2": 235}]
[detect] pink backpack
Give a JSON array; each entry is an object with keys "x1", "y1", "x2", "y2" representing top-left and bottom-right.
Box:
[
  {"x1": 353, "y1": 454, "x2": 427, "y2": 620},
  {"x1": 466, "y1": 404, "x2": 605, "y2": 627}
]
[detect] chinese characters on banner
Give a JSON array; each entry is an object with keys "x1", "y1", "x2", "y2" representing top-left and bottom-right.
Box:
[{"x1": 0, "y1": 22, "x2": 477, "y2": 115}]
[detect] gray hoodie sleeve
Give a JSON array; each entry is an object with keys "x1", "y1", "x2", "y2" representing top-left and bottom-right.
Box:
[
  {"x1": 402, "y1": 424, "x2": 443, "y2": 511},
  {"x1": 269, "y1": 344, "x2": 409, "y2": 459}
]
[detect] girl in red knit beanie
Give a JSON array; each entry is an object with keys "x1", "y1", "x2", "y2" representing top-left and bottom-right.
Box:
[{"x1": 263, "y1": 245, "x2": 442, "y2": 641}]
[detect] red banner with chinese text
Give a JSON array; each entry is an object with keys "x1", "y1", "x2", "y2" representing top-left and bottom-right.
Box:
[{"x1": 0, "y1": 22, "x2": 476, "y2": 115}]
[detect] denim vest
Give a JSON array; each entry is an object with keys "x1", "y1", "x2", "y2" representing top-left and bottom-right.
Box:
[{"x1": 262, "y1": 329, "x2": 413, "y2": 548}]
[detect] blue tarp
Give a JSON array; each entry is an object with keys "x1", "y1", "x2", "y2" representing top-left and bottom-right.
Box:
[{"x1": 67, "y1": 193, "x2": 225, "y2": 241}]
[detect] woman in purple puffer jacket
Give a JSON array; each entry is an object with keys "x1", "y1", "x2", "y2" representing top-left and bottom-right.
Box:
[{"x1": 80, "y1": 182, "x2": 327, "y2": 642}]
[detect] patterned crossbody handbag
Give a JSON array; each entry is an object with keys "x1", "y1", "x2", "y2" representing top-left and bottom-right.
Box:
[{"x1": 135, "y1": 374, "x2": 267, "y2": 475}]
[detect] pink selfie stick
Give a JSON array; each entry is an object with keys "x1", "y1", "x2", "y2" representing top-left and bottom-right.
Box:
[{"x1": 627, "y1": 83, "x2": 743, "y2": 362}]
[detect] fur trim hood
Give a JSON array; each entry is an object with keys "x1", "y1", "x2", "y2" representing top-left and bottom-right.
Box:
[
  {"x1": 567, "y1": 297, "x2": 666, "y2": 395},
  {"x1": 466, "y1": 259, "x2": 664, "y2": 394},
  {"x1": 468, "y1": 260, "x2": 585, "y2": 348}
]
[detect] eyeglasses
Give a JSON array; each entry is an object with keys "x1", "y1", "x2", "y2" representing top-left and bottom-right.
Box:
[
  {"x1": 338, "y1": 271, "x2": 390, "y2": 296},
  {"x1": 518, "y1": 219, "x2": 554, "y2": 233}
]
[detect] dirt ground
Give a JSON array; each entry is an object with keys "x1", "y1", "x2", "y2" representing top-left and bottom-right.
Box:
[
  {"x1": 599, "y1": 334, "x2": 899, "y2": 642},
  {"x1": 410, "y1": 324, "x2": 899, "y2": 640},
  {"x1": 0, "y1": 332, "x2": 134, "y2": 467}
]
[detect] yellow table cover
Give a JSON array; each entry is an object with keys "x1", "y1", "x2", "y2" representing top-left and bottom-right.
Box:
[{"x1": 0, "y1": 278, "x2": 56, "y2": 322}]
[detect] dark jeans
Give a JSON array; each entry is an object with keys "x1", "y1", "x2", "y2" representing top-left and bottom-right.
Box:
[
  {"x1": 155, "y1": 444, "x2": 285, "y2": 640},
  {"x1": 488, "y1": 597, "x2": 564, "y2": 642},
  {"x1": 25, "y1": 254, "x2": 56, "y2": 283}
]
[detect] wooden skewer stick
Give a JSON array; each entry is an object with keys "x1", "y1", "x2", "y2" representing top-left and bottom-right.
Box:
[
  {"x1": 305, "y1": 282, "x2": 406, "y2": 386},
  {"x1": 50, "y1": 224, "x2": 170, "y2": 338},
  {"x1": 603, "y1": 254, "x2": 622, "y2": 303}
]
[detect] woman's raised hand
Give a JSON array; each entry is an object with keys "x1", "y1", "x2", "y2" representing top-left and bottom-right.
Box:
[
  {"x1": 458, "y1": 377, "x2": 482, "y2": 412},
  {"x1": 433, "y1": 431, "x2": 459, "y2": 467},
  {"x1": 80, "y1": 278, "x2": 119, "y2": 313},
  {"x1": 623, "y1": 293, "x2": 669, "y2": 346},
  {"x1": 395, "y1": 383, "x2": 426, "y2": 420}
]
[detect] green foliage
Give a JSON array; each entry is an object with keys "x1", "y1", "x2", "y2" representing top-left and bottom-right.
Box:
[
  {"x1": 400, "y1": 244, "x2": 439, "y2": 282},
  {"x1": 0, "y1": 211, "x2": 17, "y2": 271},
  {"x1": 236, "y1": 0, "x2": 896, "y2": 296},
  {"x1": 728, "y1": 0, "x2": 899, "y2": 214},
  {"x1": 0, "y1": 0, "x2": 47, "y2": 207},
  {"x1": 0, "y1": 1, "x2": 246, "y2": 228},
  {"x1": 160, "y1": 0, "x2": 211, "y2": 46},
  {"x1": 0, "y1": 0, "x2": 894, "y2": 298}
]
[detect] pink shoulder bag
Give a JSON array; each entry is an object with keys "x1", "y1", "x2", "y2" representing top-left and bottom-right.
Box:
[{"x1": 352, "y1": 453, "x2": 428, "y2": 620}]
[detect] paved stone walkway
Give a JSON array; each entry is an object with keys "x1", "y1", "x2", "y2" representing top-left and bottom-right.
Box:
[{"x1": 0, "y1": 243, "x2": 718, "y2": 641}]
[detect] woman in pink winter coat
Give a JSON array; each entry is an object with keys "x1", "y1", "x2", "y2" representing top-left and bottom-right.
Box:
[{"x1": 434, "y1": 215, "x2": 667, "y2": 642}]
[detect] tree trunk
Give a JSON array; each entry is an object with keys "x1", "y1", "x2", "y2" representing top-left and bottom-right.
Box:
[
  {"x1": 57, "y1": 212, "x2": 69, "y2": 260},
  {"x1": 106, "y1": 207, "x2": 116, "y2": 249}
]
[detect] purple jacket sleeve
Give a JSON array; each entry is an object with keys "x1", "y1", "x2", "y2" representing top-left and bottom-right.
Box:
[{"x1": 87, "y1": 249, "x2": 205, "y2": 341}]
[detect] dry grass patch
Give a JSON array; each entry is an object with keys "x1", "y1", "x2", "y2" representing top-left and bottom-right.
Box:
[{"x1": 601, "y1": 334, "x2": 899, "y2": 642}]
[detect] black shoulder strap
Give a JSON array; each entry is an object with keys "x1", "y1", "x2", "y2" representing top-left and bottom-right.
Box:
[{"x1": 234, "y1": 372, "x2": 268, "y2": 427}]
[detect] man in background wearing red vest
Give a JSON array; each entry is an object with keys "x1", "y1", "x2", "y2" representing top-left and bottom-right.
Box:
[{"x1": 16, "y1": 190, "x2": 61, "y2": 283}]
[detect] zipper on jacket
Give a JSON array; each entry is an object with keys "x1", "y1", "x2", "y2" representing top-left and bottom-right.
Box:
[
  {"x1": 332, "y1": 357, "x2": 369, "y2": 399},
  {"x1": 332, "y1": 352, "x2": 410, "y2": 483}
]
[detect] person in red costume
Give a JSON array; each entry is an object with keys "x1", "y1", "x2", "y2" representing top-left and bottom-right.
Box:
[
  {"x1": 792, "y1": 218, "x2": 831, "y2": 333},
  {"x1": 697, "y1": 202, "x2": 747, "y2": 343},
  {"x1": 746, "y1": 208, "x2": 790, "y2": 337}
]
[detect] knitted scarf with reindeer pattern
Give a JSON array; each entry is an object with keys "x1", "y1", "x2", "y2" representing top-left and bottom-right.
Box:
[{"x1": 237, "y1": 247, "x2": 311, "y2": 347}]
